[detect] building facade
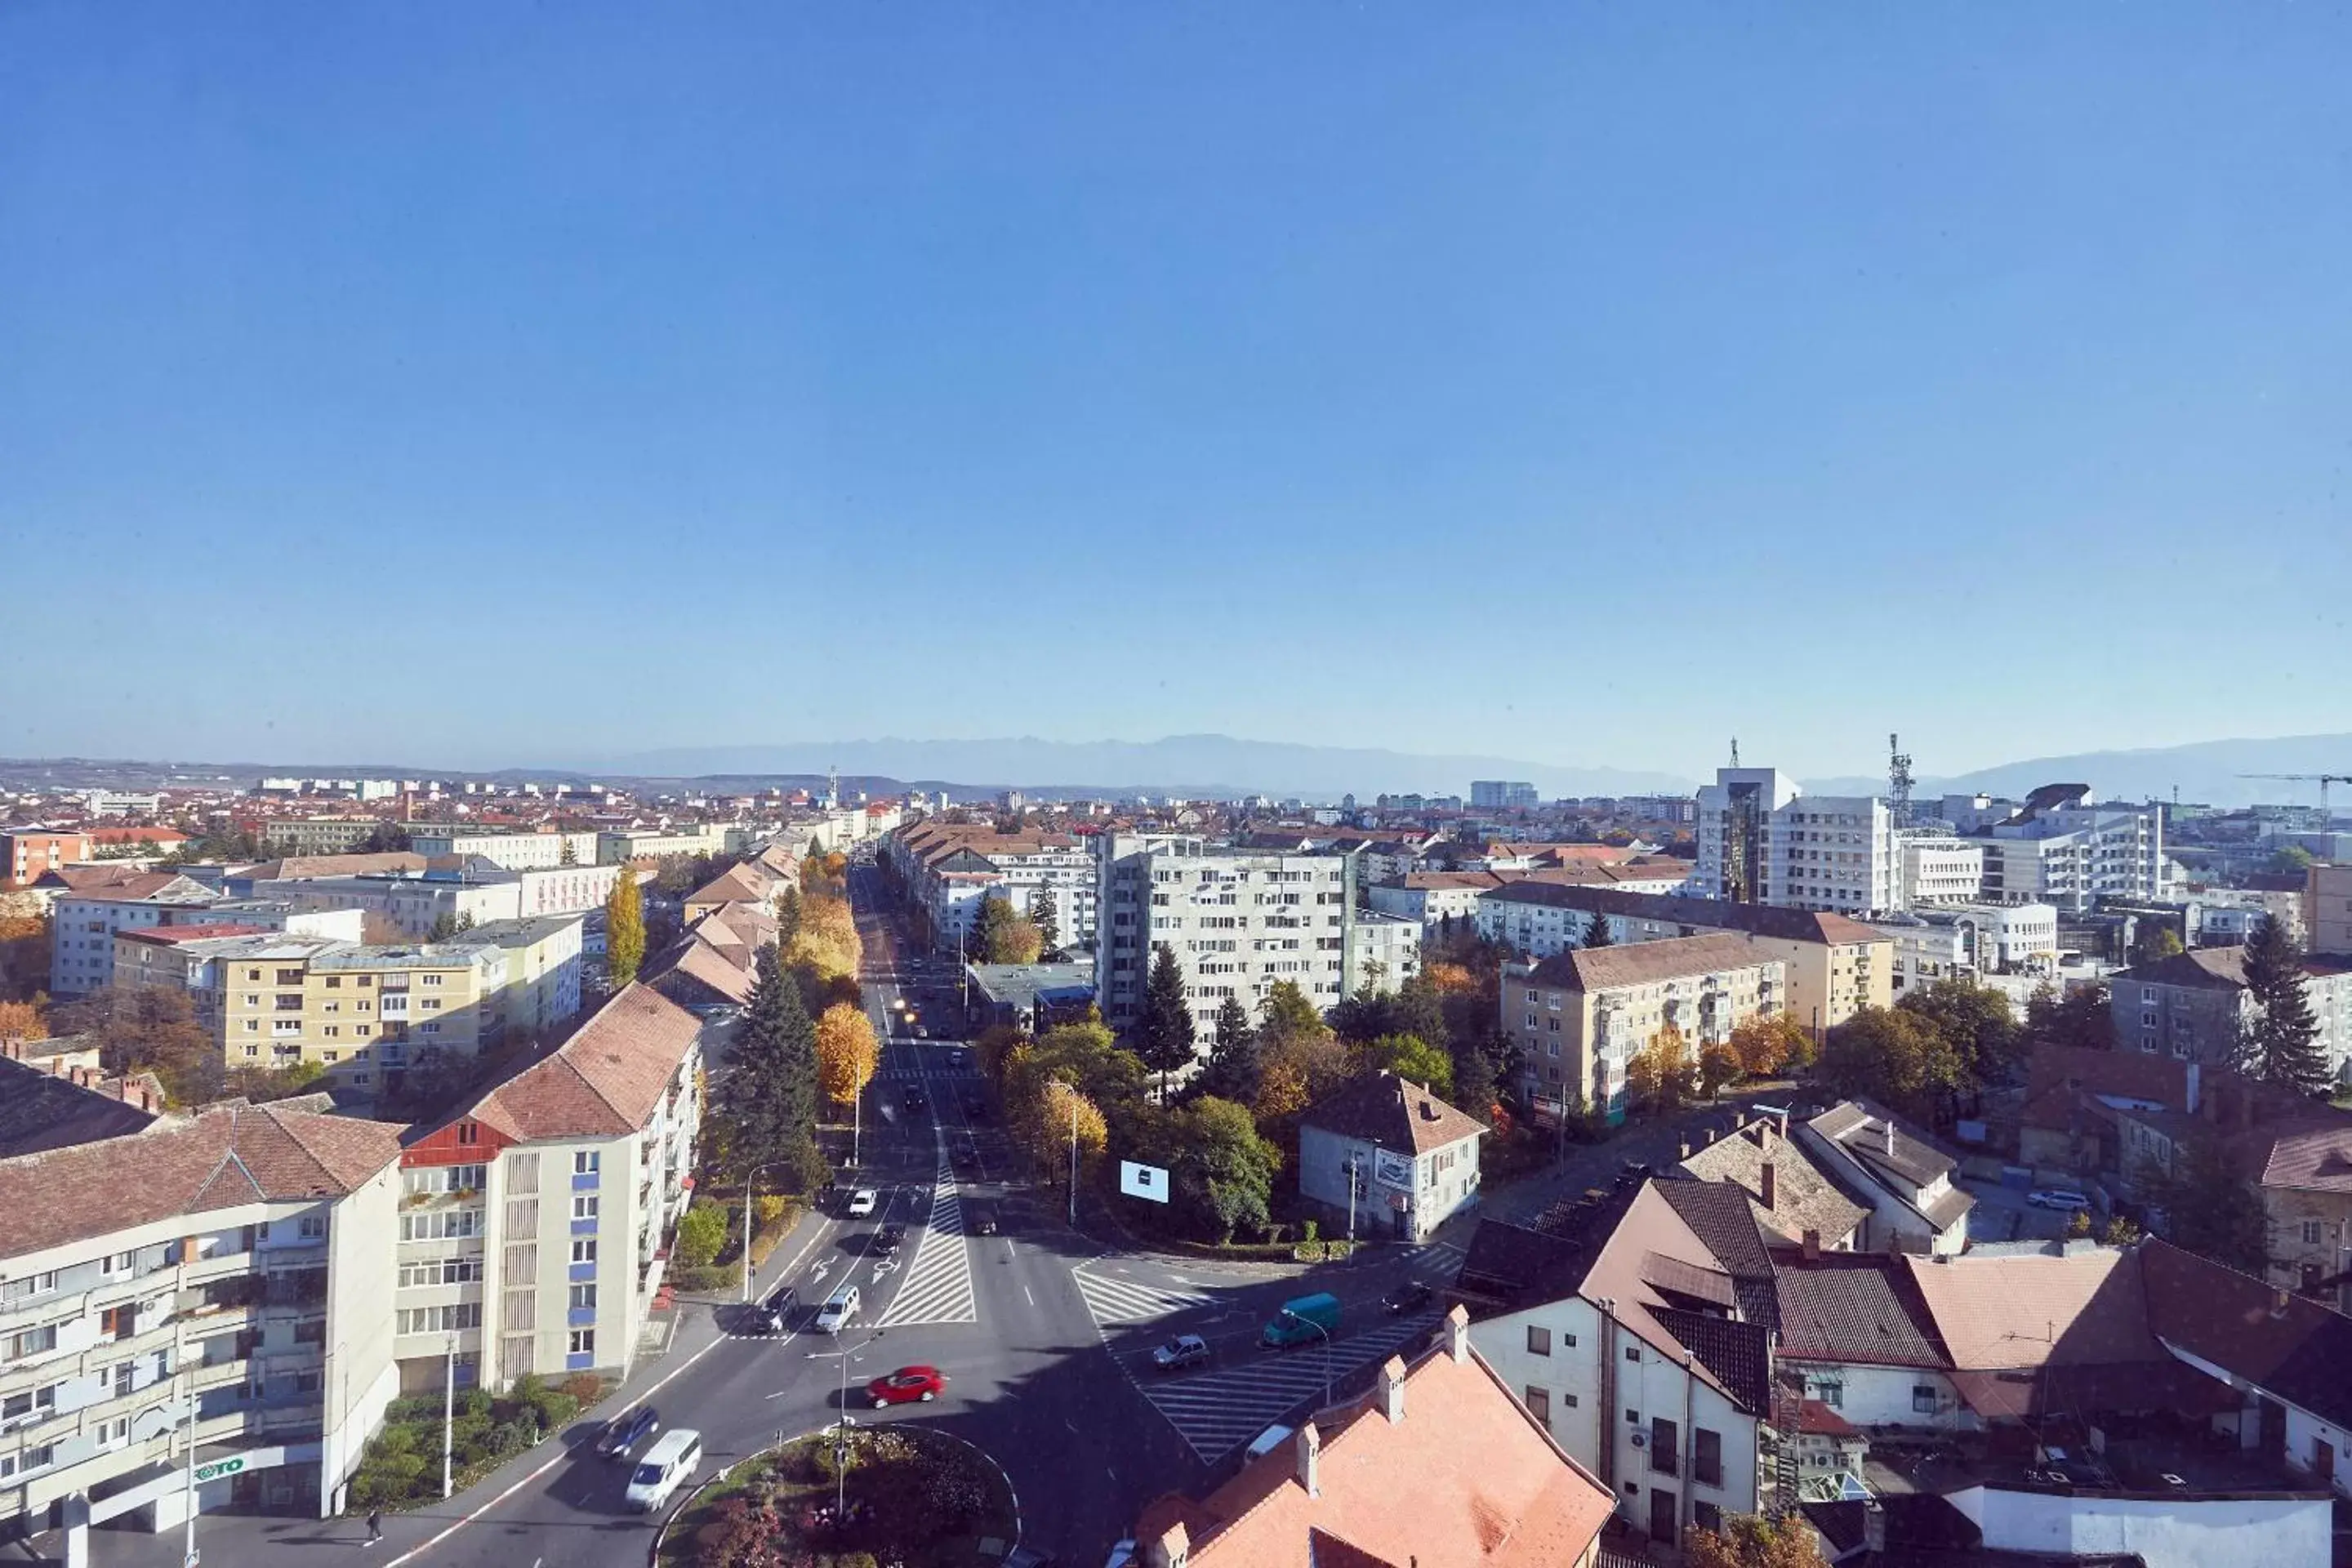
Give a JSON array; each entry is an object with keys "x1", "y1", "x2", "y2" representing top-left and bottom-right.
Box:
[
  {"x1": 257, "y1": 819, "x2": 385, "y2": 858},
  {"x1": 2111, "y1": 946, "x2": 2352, "y2": 1085},
  {"x1": 47, "y1": 876, "x2": 227, "y2": 996},
  {"x1": 407, "y1": 831, "x2": 599, "y2": 871},
  {"x1": 1975, "y1": 791, "x2": 2170, "y2": 915},
  {"x1": 1294, "y1": 1072, "x2": 1485, "y2": 1243},
  {"x1": 1, "y1": 832, "x2": 91, "y2": 893},
  {"x1": 2310, "y1": 862, "x2": 2352, "y2": 960}
]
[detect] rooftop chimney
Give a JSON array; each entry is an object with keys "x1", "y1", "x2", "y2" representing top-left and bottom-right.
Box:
[
  {"x1": 1146, "y1": 1523, "x2": 1190, "y2": 1568},
  {"x1": 1679, "y1": 1139, "x2": 1691, "y2": 1160},
  {"x1": 1446, "y1": 1303, "x2": 1472, "y2": 1364},
  {"x1": 1296, "y1": 1421, "x2": 1321, "y2": 1497},
  {"x1": 1802, "y1": 1228, "x2": 1821, "y2": 1261},
  {"x1": 1705, "y1": 1128, "x2": 1717, "y2": 1144},
  {"x1": 1779, "y1": 1110, "x2": 1790, "y2": 1141},
  {"x1": 1884, "y1": 1116, "x2": 1896, "y2": 1156},
  {"x1": 1863, "y1": 1500, "x2": 1886, "y2": 1557},
  {"x1": 1379, "y1": 1355, "x2": 1408, "y2": 1423},
  {"x1": 2184, "y1": 1060, "x2": 2201, "y2": 1116},
  {"x1": 1761, "y1": 1160, "x2": 1778, "y2": 1212}
]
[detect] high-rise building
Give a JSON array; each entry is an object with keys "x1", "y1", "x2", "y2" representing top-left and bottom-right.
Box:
[
  {"x1": 1469, "y1": 781, "x2": 1539, "y2": 809},
  {"x1": 1972, "y1": 786, "x2": 2169, "y2": 915},
  {"x1": 1693, "y1": 768, "x2": 1898, "y2": 916}
]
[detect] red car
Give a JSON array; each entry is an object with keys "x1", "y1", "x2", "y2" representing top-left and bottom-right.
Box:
[{"x1": 866, "y1": 1365, "x2": 948, "y2": 1407}]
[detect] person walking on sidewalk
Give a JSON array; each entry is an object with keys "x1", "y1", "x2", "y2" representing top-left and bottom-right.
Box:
[{"x1": 366, "y1": 1508, "x2": 384, "y2": 1545}]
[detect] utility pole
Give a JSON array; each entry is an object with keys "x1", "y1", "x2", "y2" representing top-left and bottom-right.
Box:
[
  {"x1": 1067, "y1": 1092, "x2": 1079, "y2": 1227},
  {"x1": 440, "y1": 1332, "x2": 457, "y2": 1499},
  {"x1": 181, "y1": 1364, "x2": 198, "y2": 1568}
]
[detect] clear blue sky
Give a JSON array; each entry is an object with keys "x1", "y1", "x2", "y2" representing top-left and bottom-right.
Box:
[{"x1": 5, "y1": 4, "x2": 2347, "y2": 780}]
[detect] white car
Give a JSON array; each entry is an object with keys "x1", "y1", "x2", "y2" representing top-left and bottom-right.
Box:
[
  {"x1": 2028, "y1": 1188, "x2": 2092, "y2": 1211},
  {"x1": 847, "y1": 1188, "x2": 879, "y2": 1217}
]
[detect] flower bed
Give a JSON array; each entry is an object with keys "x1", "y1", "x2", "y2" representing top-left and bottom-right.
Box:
[{"x1": 658, "y1": 1423, "x2": 1017, "y2": 1568}]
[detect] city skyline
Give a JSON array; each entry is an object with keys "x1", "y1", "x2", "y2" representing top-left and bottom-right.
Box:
[{"x1": 7, "y1": 5, "x2": 2349, "y2": 769}]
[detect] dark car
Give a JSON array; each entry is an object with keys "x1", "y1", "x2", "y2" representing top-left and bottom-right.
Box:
[
  {"x1": 962, "y1": 1094, "x2": 989, "y2": 1121},
  {"x1": 757, "y1": 1285, "x2": 799, "y2": 1331},
  {"x1": 1382, "y1": 1280, "x2": 1436, "y2": 1315},
  {"x1": 875, "y1": 1223, "x2": 906, "y2": 1258},
  {"x1": 902, "y1": 1086, "x2": 927, "y2": 1111},
  {"x1": 965, "y1": 1199, "x2": 999, "y2": 1236},
  {"x1": 594, "y1": 1405, "x2": 660, "y2": 1462}
]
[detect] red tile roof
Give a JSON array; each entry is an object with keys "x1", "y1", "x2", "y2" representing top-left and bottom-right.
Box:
[
  {"x1": 1301, "y1": 1071, "x2": 1488, "y2": 1155},
  {"x1": 433, "y1": 982, "x2": 701, "y2": 1143}
]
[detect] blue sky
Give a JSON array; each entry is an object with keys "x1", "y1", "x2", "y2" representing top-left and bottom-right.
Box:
[{"x1": 4, "y1": 4, "x2": 2347, "y2": 780}]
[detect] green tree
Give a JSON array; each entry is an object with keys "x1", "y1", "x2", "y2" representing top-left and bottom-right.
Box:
[
  {"x1": 1685, "y1": 1513, "x2": 1828, "y2": 1568},
  {"x1": 2270, "y1": 844, "x2": 2317, "y2": 877},
  {"x1": 2130, "y1": 921, "x2": 2185, "y2": 967},
  {"x1": 674, "y1": 1202, "x2": 728, "y2": 1268},
  {"x1": 2139, "y1": 1136, "x2": 2267, "y2": 1274},
  {"x1": 558, "y1": 835, "x2": 577, "y2": 866},
  {"x1": 1898, "y1": 975, "x2": 2025, "y2": 1093},
  {"x1": 1198, "y1": 996, "x2": 1263, "y2": 1106},
  {"x1": 605, "y1": 871, "x2": 645, "y2": 989},
  {"x1": 2240, "y1": 914, "x2": 2329, "y2": 1095},
  {"x1": 1348, "y1": 1034, "x2": 1454, "y2": 1098},
  {"x1": 1391, "y1": 970, "x2": 1450, "y2": 1052},
  {"x1": 1027, "y1": 885, "x2": 1060, "y2": 951},
  {"x1": 1174, "y1": 1097, "x2": 1281, "y2": 1242},
  {"x1": 1135, "y1": 943, "x2": 1199, "y2": 1094},
  {"x1": 1581, "y1": 910, "x2": 1612, "y2": 949},
  {"x1": 1817, "y1": 1005, "x2": 1962, "y2": 1123},
  {"x1": 975, "y1": 894, "x2": 1044, "y2": 964},
  {"x1": 2025, "y1": 981, "x2": 2115, "y2": 1053},
  {"x1": 1625, "y1": 1024, "x2": 1696, "y2": 1115},
  {"x1": 774, "y1": 883, "x2": 801, "y2": 946},
  {"x1": 1449, "y1": 1033, "x2": 1499, "y2": 1121},
  {"x1": 1258, "y1": 979, "x2": 1325, "y2": 1047},
  {"x1": 723, "y1": 944, "x2": 826, "y2": 1191}
]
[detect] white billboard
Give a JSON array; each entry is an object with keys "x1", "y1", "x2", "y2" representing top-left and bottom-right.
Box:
[
  {"x1": 1373, "y1": 1148, "x2": 1415, "y2": 1192},
  {"x1": 1119, "y1": 1160, "x2": 1170, "y2": 1203}
]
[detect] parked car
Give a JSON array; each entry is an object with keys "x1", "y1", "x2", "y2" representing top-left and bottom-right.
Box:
[
  {"x1": 866, "y1": 1365, "x2": 949, "y2": 1406},
  {"x1": 623, "y1": 1428, "x2": 702, "y2": 1512},
  {"x1": 2029, "y1": 1188, "x2": 2093, "y2": 1211},
  {"x1": 902, "y1": 1087, "x2": 927, "y2": 1111},
  {"x1": 1382, "y1": 1280, "x2": 1436, "y2": 1315},
  {"x1": 846, "y1": 1188, "x2": 879, "y2": 1217},
  {"x1": 1151, "y1": 1334, "x2": 1210, "y2": 1373},
  {"x1": 594, "y1": 1405, "x2": 660, "y2": 1462}
]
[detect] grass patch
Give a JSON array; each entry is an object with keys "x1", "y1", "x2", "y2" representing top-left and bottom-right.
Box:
[{"x1": 659, "y1": 1424, "x2": 1016, "y2": 1568}]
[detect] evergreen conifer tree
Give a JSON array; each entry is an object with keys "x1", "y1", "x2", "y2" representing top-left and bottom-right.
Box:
[
  {"x1": 1582, "y1": 910, "x2": 1612, "y2": 948},
  {"x1": 1137, "y1": 942, "x2": 1199, "y2": 1095},
  {"x1": 2241, "y1": 915, "x2": 2328, "y2": 1095},
  {"x1": 1199, "y1": 995, "x2": 1262, "y2": 1104},
  {"x1": 1027, "y1": 885, "x2": 1060, "y2": 951}
]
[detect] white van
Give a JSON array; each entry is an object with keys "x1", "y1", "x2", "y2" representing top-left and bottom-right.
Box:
[
  {"x1": 815, "y1": 1284, "x2": 860, "y2": 1334},
  {"x1": 623, "y1": 1428, "x2": 703, "y2": 1513}
]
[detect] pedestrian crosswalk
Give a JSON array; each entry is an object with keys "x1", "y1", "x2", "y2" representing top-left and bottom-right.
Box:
[
  {"x1": 879, "y1": 1064, "x2": 980, "y2": 1081},
  {"x1": 1071, "y1": 1265, "x2": 1215, "y2": 1328},
  {"x1": 1138, "y1": 1312, "x2": 1443, "y2": 1463},
  {"x1": 1400, "y1": 1240, "x2": 1467, "y2": 1279},
  {"x1": 874, "y1": 1162, "x2": 978, "y2": 1326}
]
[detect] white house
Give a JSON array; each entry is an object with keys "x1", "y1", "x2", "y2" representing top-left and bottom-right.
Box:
[{"x1": 1296, "y1": 1072, "x2": 1484, "y2": 1243}]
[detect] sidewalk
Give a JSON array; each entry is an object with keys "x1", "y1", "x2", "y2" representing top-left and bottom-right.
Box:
[{"x1": 4, "y1": 1201, "x2": 839, "y2": 1568}]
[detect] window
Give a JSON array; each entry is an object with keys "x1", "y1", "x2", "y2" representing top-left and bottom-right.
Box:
[
  {"x1": 1695, "y1": 1428, "x2": 1722, "y2": 1487},
  {"x1": 456, "y1": 1122, "x2": 479, "y2": 1146},
  {"x1": 574, "y1": 1151, "x2": 599, "y2": 1175},
  {"x1": 1694, "y1": 1500, "x2": 1723, "y2": 1535},
  {"x1": 397, "y1": 1303, "x2": 483, "y2": 1334},
  {"x1": 299, "y1": 1215, "x2": 327, "y2": 1240},
  {"x1": 1562, "y1": 1331, "x2": 1577, "y2": 1348},
  {"x1": 1562, "y1": 1391, "x2": 1579, "y2": 1408},
  {"x1": 568, "y1": 1328, "x2": 595, "y2": 1357},
  {"x1": 1913, "y1": 1384, "x2": 1940, "y2": 1414},
  {"x1": 2304, "y1": 1220, "x2": 2326, "y2": 1245},
  {"x1": 1650, "y1": 1417, "x2": 1678, "y2": 1475},
  {"x1": 570, "y1": 1240, "x2": 597, "y2": 1265},
  {"x1": 1526, "y1": 1325, "x2": 1552, "y2": 1356},
  {"x1": 1525, "y1": 1386, "x2": 1551, "y2": 1427},
  {"x1": 569, "y1": 1284, "x2": 597, "y2": 1312},
  {"x1": 6, "y1": 1324, "x2": 59, "y2": 1361},
  {"x1": 1625, "y1": 1345, "x2": 1641, "y2": 1363},
  {"x1": 0, "y1": 1385, "x2": 56, "y2": 1422},
  {"x1": 0, "y1": 1444, "x2": 56, "y2": 1478}
]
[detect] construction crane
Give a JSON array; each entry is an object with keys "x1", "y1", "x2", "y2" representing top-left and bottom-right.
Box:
[{"x1": 2238, "y1": 773, "x2": 2352, "y2": 817}]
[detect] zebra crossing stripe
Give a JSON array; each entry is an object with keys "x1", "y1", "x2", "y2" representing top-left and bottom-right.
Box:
[
  {"x1": 1071, "y1": 1267, "x2": 1214, "y2": 1327},
  {"x1": 1138, "y1": 1313, "x2": 1441, "y2": 1463},
  {"x1": 875, "y1": 1163, "x2": 978, "y2": 1326}
]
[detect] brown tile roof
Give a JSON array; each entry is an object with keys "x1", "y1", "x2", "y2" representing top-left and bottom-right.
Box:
[
  {"x1": 438, "y1": 982, "x2": 701, "y2": 1143},
  {"x1": 1490, "y1": 887, "x2": 1886, "y2": 947},
  {"x1": 1770, "y1": 1250, "x2": 1949, "y2": 1369},
  {"x1": 0, "y1": 1058, "x2": 165, "y2": 1156},
  {"x1": 2018, "y1": 1044, "x2": 2194, "y2": 1135},
  {"x1": 1526, "y1": 932, "x2": 1776, "y2": 992},
  {"x1": 2140, "y1": 1238, "x2": 2352, "y2": 1432},
  {"x1": 1678, "y1": 1125, "x2": 1870, "y2": 1250},
  {"x1": 238, "y1": 852, "x2": 430, "y2": 881},
  {"x1": 0, "y1": 1102, "x2": 405, "y2": 1258},
  {"x1": 43, "y1": 871, "x2": 210, "y2": 903},
  {"x1": 1901, "y1": 1246, "x2": 2163, "y2": 1371},
  {"x1": 2114, "y1": 946, "x2": 2249, "y2": 990},
  {"x1": 1806, "y1": 1099, "x2": 1958, "y2": 1191},
  {"x1": 684, "y1": 862, "x2": 777, "y2": 910},
  {"x1": 1301, "y1": 1071, "x2": 1487, "y2": 1155},
  {"x1": 646, "y1": 933, "x2": 757, "y2": 1006},
  {"x1": 1163, "y1": 1317, "x2": 1615, "y2": 1568},
  {"x1": 2244, "y1": 1115, "x2": 2352, "y2": 1195}
]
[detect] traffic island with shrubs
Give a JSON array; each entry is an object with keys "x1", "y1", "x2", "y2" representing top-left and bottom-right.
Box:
[
  {"x1": 343, "y1": 1372, "x2": 609, "y2": 1510},
  {"x1": 657, "y1": 1423, "x2": 1017, "y2": 1568}
]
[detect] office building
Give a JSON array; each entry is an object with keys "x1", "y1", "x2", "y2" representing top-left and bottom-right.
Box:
[
  {"x1": 1693, "y1": 768, "x2": 1898, "y2": 915},
  {"x1": 1, "y1": 832, "x2": 91, "y2": 893},
  {"x1": 2310, "y1": 862, "x2": 2352, "y2": 959},
  {"x1": 406, "y1": 831, "x2": 599, "y2": 872},
  {"x1": 1470, "y1": 781, "x2": 1540, "y2": 809},
  {"x1": 1974, "y1": 786, "x2": 2169, "y2": 914}
]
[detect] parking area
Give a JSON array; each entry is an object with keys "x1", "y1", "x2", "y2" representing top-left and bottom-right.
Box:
[{"x1": 1961, "y1": 1178, "x2": 2079, "y2": 1244}]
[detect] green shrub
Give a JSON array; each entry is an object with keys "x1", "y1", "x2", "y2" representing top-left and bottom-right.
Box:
[
  {"x1": 675, "y1": 1202, "x2": 729, "y2": 1268},
  {"x1": 1301, "y1": 1218, "x2": 1320, "y2": 1244}
]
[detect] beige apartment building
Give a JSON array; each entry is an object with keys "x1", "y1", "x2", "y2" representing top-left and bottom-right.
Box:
[
  {"x1": 1503, "y1": 933, "x2": 1785, "y2": 1125},
  {"x1": 2310, "y1": 862, "x2": 2352, "y2": 960},
  {"x1": 118, "y1": 917, "x2": 582, "y2": 1095},
  {"x1": 257, "y1": 818, "x2": 385, "y2": 857}
]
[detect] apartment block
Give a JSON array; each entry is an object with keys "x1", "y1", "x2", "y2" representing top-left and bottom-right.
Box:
[
  {"x1": 882, "y1": 822, "x2": 1098, "y2": 951},
  {"x1": 256, "y1": 819, "x2": 385, "y2": 858},
  {"x1": 595, "y1": 826, "x2": 728, "y2": 866},
  {"x1": 1869, "y1": 902, "x2": 2060, "y2": 998},
  {"x1": 0, "y1": 1104, "x2": 405, "y2": 1542},
  {"x1": 408, "y1": 831, "x2": 599, "y2": 871},
  {"x1": 1092, "y1": 833, "x2": 1411, "y2": 1044},
  {"x1": 1897, "y1": 835, "x2": 1985, "y2": 906},
  {"x1": 1694, "y1": 768, "x2": 1898, "y2": 915},
  {"x1": 251, "y1": 873, "x2": 522, "y2": 941},
  {"x1": 1478, "y1": 886, "x2": 1889, "y2": 1041},
  {"x1": 2310, "y1": 862, "x2": 2352, "y2": 960},
  {"x1": 0, "y1": 832, "x2": 91, "y2": 893},
  {"x1": 2110, "y1": 946, "x2": 2352, "y2": 1085},
  {"x1": 48, "y1": 875, "x2": 229, "y2": 996},
  {"x1": 392, "y1": 984, "x2": 702, "y2": 1392},
  {"x1": 1503, "y1": 934, "x2": 1784, "y2": 1124},
  {"x1": 1974, "y1": 787, "x2": 2169, "y2": 915}
]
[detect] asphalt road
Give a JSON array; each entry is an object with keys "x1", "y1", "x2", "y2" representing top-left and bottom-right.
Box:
[{"x1": 42, "y1": 866, "x2": 1473, "y2": 1568}]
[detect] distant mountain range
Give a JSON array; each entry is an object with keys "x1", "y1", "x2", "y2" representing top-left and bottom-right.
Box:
[
  {"x1": 1798, "y1": 732, "x2": 2352, "y2": 809},
  {"x1": 8, "y1": 730, "x2": 2349, "y2": 808},
  {"x1": 588, "y1": 735, "x2": 1698, "y2": 802}
]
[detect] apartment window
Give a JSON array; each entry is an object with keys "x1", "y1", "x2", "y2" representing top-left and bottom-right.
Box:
[
  {"x1": 2304, "y1": 1220, "x2": 2326, "y2": 1245},
  {"x1": 114, "y1": 1361, "x2": 135, "y2": 1398},
  {"x1": 457, "y1": 1121, "x2": 479, "y2": 1146},
  {"x1": 571, "y1": 1240, "x2": 597, "y2": 1265},
  {"x1": 1525, "y1": 1386, "x2": 1551, "y2": 1427},
  {"x1": 1913, "y1": 1384, "x2": 1940, "y2": 1414},
  {"x1": 5, "y1": 1324, "x2": 60, "y2": 1360},
  {"x1": 398, "y1": 1303, "x2": 483, "y2": 1334},
  {"x1": 1526, "y1": 1325, "x2": 1552, "y2": 1356},
  {"x1": 0, "y1": 1386, "x2": 56, "y2": 1421},
  {"x1": 422, "y1": 973, "x2": 443, "y2": 987},
  {"x1": 568, "y1": 1284, "x2": 597, "y2": 1312},
  {"x1": 0, "y1": 1444, "x2": 56, "y2": 1478},
  {"x1": 325, "y1": 977, "x2": 341, "y2": 989},
  {"x1": 568, "y1": 1329, "x2": 595, "y2": 1357},
  {"x1": 1695, "y1": 1428, "x2": 1722, "y2": 1487},
  {"x1": 574, "y1": 1151, "x2": 600, "y2": 1175},
  {"x1": 1625, "y1": 1345, "x2": 1641, "y2": 1363},
  {"x1": 243, "y1": 994, "x2": 261, "y2": 1008},
  {"x1": 1626, "y1": 1407, "x2": 1640, "y2": 1425},
  {"x1": 1562, "y1": 1391, "x2": 1579, "y2": 1408},
  {"x1": 572, "y1": 1196, "x2": 599, "y2": 1222}
]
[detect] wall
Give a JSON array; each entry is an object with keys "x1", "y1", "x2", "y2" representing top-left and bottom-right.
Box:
[
  {"x1": 1945, "y1": 1484, "x2": 2330, "y2": 1568},
  {"x1": 323, "y1": 1165, "x2": 403, "y2": 1512},
  {"x1": 1784, "y1": 1361, "x2": 1967, "y2": 1431}
]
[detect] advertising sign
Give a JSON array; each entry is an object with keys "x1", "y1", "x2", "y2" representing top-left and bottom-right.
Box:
[
  {"x1": 1119, "y1": 1161, "x2": 1170, "y2": 1203},
  {"x1": 1372, "y1": 1148, "x2": 1414, "y2": 1192}
]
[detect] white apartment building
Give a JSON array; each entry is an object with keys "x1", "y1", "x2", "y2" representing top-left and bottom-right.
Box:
[
  {"x1": 408, "y1": 831, "x2": 599, "y2": 871},
  {"x1": 1092, "y1": 833, "x2": 1412, "y2": 1043},
  {"x1": 1870, "y1": 902, "x2": 2060, "y2": 998},
  {"x1": 1693, "y1": 768, "x2": 1898, "y2": 916},
  {"x1": 1974, "y1": 790, "x2": 2169, "y2": 915},
  {"x1": 392, "y1": 984, "x2": 702, "y2": 1392},
  {"x1": 1898, "y1": 835, "x2": 1985, "y2": 907},
  {"x1": 883, "y1": 823, "x2": 1099, "y2": 951},
  {"x1": 0, "y1": 1104, "x2": 406, "y2": 1543},
  {"x1": 595, "y1": 826, "x2": 728, "y2": 866},
  {"x1": 80, "y1": 791, "x2": 164, "y2": 818},
  {"x1": 252, "y1": 874, "x2": 521, "y2": 940},
  {"x1": 48, "y1": 876, "x2": 251, "y2": 996}
]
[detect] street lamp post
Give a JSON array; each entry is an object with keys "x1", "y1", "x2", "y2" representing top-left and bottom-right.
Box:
[
  {"x1": 1282, "y1": 1309, "x2": 1334, "y2": 1412},
  {"x1": 440, "y1": 1332, "x2": 457, "y2": 1499},
  {"x1": 740, "y1": 1159, "x2": 795, "y2": 1303},
  {"x1": 805, "y1": 1331, "x2": 883, "y2": 1523},
  {"x1": 180, "y1": 1361, "x2": 198, "y2": 1567},
  {"x1": 1067, "y1": 1090, "x2": 1080, "y2": 1227}
]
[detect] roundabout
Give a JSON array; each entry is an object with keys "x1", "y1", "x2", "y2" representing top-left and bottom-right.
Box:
[{"x1": 657, "y1": 1421, "x2": 1021, "y2": 1568}]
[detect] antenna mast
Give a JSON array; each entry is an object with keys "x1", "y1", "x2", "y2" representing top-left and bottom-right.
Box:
[
  {"x1": 1888, "y1": 733, "x2": 1915, "y2": 830},
  {"x1": 1730, "y1": 737, "x2": 1740, "y2": 769}
]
